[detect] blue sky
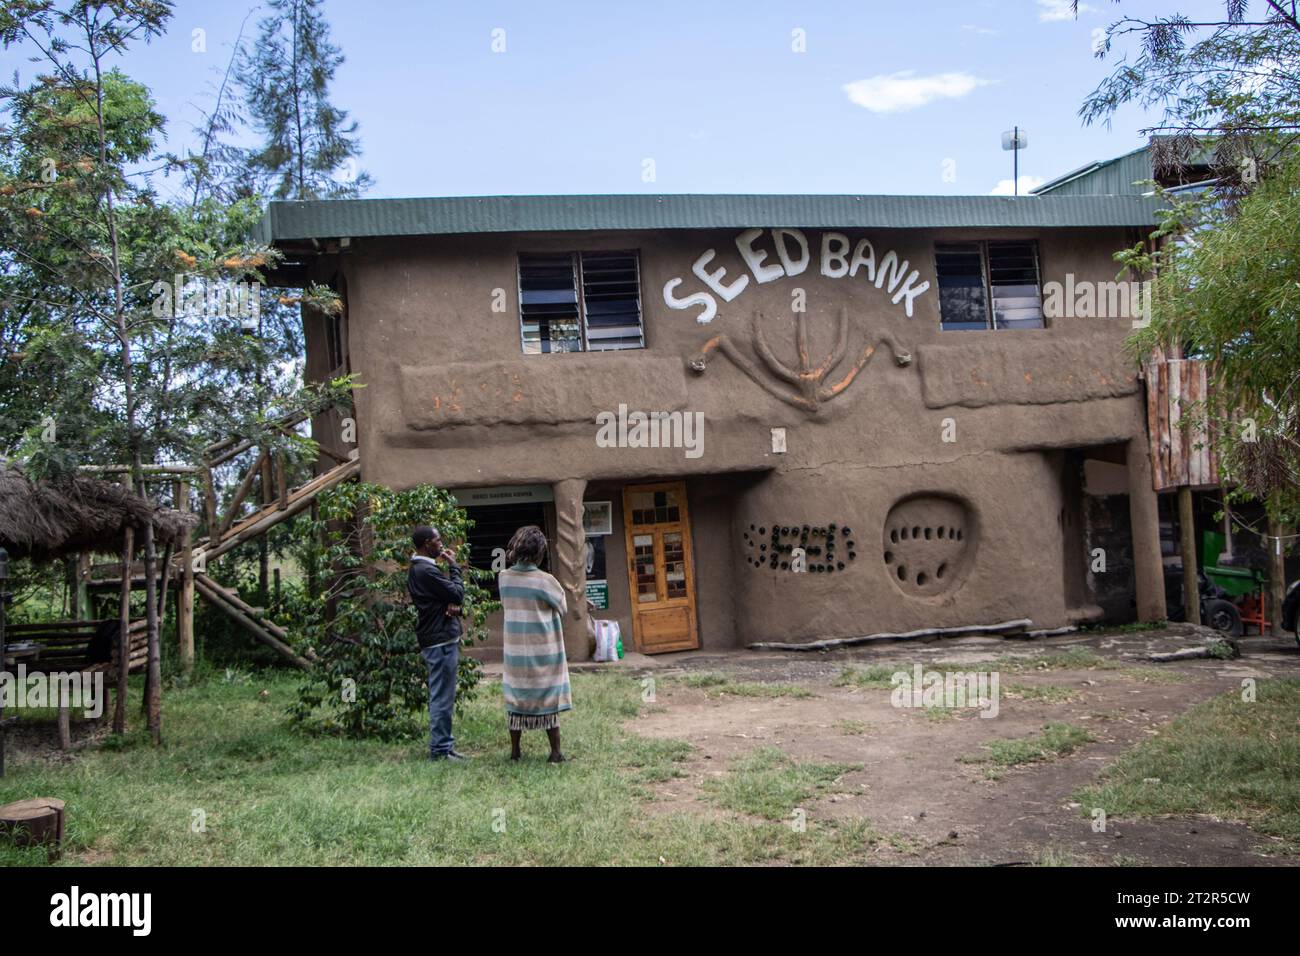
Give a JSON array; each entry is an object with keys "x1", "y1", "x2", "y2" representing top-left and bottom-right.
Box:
[{"x1": 5, "y1": 0, "x2": 1228, "y2": 199}]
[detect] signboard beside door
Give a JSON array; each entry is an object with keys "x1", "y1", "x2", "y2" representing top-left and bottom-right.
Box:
[{"x1": 621, "y1": 482, "x2": 699, "y2": 653}]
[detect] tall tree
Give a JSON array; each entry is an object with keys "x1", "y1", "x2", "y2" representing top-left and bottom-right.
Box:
[
  {"x1": 1, "y1": 0, "x2": 174, "y2": 738},
  {"x1": 1087, "y1": 2, "x2": 1299, "y2": 626},
  {"x1": 0, "y1": 1, "x2": 342, "y2": 738},
  {"x1": 239, "y1": 0, "x2": 371, "y2": 200},
  {"x1": 178, "y1": 6, "x2": 258, "y2": 209},
  {"x1": 1083, "y1": 0, "x2": 1300, "y2": 182},
  {"x1": 1121, "y1": 162, "x2": 1300, "y2": 522},
  {"x1": 235, "y1": 0, "x2": 369, "y2": 602}
]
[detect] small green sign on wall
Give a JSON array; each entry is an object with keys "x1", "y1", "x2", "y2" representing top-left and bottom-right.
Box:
[{"x1": 585, "y1": 579, "x2": 609, "y2": 610}]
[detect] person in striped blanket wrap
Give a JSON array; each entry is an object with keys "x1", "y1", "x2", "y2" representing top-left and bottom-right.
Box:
[{"x1": 498, "y1": 525, "x2": 572, "y2": 763}]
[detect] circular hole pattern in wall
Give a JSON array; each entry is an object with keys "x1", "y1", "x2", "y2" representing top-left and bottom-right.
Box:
[
  {"x1": 882, "y1": 495, "x2": 976, "y2": 599},
  {"x1": 743, "y1": 519, "x2": 861, "y2": 572}
]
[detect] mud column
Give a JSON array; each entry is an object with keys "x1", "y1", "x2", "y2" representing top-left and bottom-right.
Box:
[
  {"x1": 1127, "y1": 438, "x2": 1167, "y2": 621},
  {"x1": 551, "y1": 478, "x2": 590, "y2": 661}
]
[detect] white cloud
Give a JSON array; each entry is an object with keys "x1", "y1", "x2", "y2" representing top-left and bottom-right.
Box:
[
  {"x1": 1038, "y1": 0, "x2": 1094, "y2": 22},
  {"x1": 842, "y1": 71, "x2": 989, "y2": 114},
  {"x1": 990, "y1": 175, "x2": 1046, "y2": 195}
]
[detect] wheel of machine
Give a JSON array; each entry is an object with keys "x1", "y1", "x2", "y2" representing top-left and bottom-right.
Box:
[{"x1": 1203, "y1": 598, "x2": 1243, "y2": 637}]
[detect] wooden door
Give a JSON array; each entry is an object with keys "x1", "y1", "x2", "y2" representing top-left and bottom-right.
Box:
[{"x1": 622, "y1": 482, "x2": 699, "y2": 653}]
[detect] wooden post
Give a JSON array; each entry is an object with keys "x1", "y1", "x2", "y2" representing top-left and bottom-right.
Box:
[
  {"x1": 155, "y1": 542, "x2": 174, "y2": 625},
  {"x1": 1127, "y1": 439, "x2": 1167, "y2": 622},
  {"x1": 63, "y1": 556, "x2": 76, "y2": 618},
  {"x1": 201, "y1": 464, "x2": 218, "y2": 539},
  {"x1": 143, "y1": 519, "x2": 162, "y2": 745},
  {"x1": 0, "y1": 546, "x2": 8, "y2": 777},
  {"x1": 176, "y1": 479, "x2": 195, "y2": 676},
  {"x1": 57, "y1": 689, "x2": 70, "y2": 751},
  {"x1": 307, "y1": 499, "x2": 319, "y2": 598},
  {"x1": 1178, "y1": 486, "x2": 1200, "y2": 626},
  {"x1": 262, "y1": 452, "x2": 274, "y2": 505},
  {"x1": 1268, "y1": 517, "x2": 1286, "y2": 637},
  {"x1": 193, "y1": 575, "x2": 313, "y2": 669},
  {"x1": 276, "y1": 452, "x2": 288, "y2": 510},
  {"x1": 219, "y1": 447, "x2": 268, "y2": 537},
  {"x1": 75, "y1": 552, "x2": 90, "y2": 621},
  {"x1": 260, "y1": 450, "x2": 273, "y2": 601},
  {"x1": 113, "y1": 471, "x2": 133, "y2": 735},
  {"x1": 113, "y1": 524, "x2": 133, "y2": 735}
]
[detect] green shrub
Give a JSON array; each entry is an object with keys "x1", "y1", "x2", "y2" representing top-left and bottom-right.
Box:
[{"x1": 288, "y1": 482, "x2": 499, "y2": 739}]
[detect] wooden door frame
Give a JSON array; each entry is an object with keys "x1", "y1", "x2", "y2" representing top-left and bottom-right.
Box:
[{"x1": 622, "y1": 481, "x2": 699, "y2": 653}]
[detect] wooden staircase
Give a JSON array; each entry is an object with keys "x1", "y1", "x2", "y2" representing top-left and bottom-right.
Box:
[
  {"x1": 71, "y1": 412, "x2": 359, "y2": 674},
  {"x1": 193, "y1": 572, "x2": 314, "y2": 669},
  {"x1": 193, "y1": 458, "x2": 360, "y2": 564},
  {"x1": 186, "y1": 457, "x2": 359, "y2": 668}
]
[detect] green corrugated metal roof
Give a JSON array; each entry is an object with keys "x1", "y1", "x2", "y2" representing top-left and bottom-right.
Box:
[
  {"x1": 1031, "y1": 146, "x2": 1153, "y2": 197},
  {"x1": 255, "y1": 193, "x2": 1161, "y2": 244},
  {"x1": 1032, "y1": 138, "x2": 1218, "y2": 196}
]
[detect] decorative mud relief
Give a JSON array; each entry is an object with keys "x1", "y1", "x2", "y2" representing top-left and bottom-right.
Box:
[
  {"x1": 742, "y1": 521, "x2": 859, "y2": 573},
  {"x1": 689, "y1": 308, "x2": 911, "y2": 413},
  {"x1": 882, "y1": 495, "x2": 977, "y2": 599}
]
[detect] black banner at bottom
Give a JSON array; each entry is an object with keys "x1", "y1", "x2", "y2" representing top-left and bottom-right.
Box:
[{"x1": 1, "y1": 865, "x2": 1287, "y2": 942}]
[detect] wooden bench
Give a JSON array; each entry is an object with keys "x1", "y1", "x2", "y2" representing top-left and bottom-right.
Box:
[{"x1": 4, "y1": 619, "x2": 146, "y2": 748}]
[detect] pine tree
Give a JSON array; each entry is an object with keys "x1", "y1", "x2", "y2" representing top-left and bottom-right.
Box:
[{"x1": 239, "y1": 0, "x2": 372, "y2": 200}]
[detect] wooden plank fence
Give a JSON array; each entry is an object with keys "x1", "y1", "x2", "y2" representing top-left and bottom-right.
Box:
[{"x1": 1145, "y1": 358, "x2": 1221, "y2": 492}]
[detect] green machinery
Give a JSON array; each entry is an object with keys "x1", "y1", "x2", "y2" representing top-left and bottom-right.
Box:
[{"x1": 1202, "y1": 530, "x2": 1269, "y2": 632}]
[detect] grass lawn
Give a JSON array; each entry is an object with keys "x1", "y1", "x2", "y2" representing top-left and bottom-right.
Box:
[
  {"x1": 700, "y1": 747, "x2": 862, "y2": 820},
  {"x1": 677, "y1": 673, "x2": 814, "y2": 699},
  {"x1": 961, "y1": 722, "x2": 1095, "y2": 779},
  {"x1": 1076, "y1": 678, "x2": 1300, "y2": 852},
  {"x1": 0, "y1": 669, "x2": 880, "y2": 866}
]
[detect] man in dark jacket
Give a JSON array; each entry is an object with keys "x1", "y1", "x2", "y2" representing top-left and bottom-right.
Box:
[{"x1": 408, "y1": 525, "x2": 468, "y2": 761}]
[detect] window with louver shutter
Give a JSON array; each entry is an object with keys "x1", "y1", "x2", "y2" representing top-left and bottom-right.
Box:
[
  {"x1": 517, "y1": 251, "x2": 644, "y2": 353},
  {"x1": 935, "y1": 240, "x2": 1044, "y2": 331}
]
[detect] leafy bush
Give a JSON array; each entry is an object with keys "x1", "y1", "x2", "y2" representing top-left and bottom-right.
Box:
[{"x1": 289, "y1": 482, "x2": 499, "y2": 739}]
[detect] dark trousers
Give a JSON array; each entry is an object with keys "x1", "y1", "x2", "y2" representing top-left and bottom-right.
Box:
[{"x1": 420, "y1": 641, "x2": 459, "y2": 756}]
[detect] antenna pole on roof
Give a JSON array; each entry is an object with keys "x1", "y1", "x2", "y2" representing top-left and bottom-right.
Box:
[{"x1": 1001, "y1": 127, "x2": 1029, "y2": 196}]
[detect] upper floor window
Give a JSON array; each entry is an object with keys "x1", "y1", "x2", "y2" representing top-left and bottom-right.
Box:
[
  {"x1": 517, "y1": 251, "x2": 644, "y2": 353},
  {"x1": 935, "y1": 241, "x2": 1044, "y2": 331}
]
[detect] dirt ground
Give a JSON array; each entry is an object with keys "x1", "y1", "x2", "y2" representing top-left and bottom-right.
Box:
[{"x1": 606, "y1": 626, "x2": 1300, "y2": 866}]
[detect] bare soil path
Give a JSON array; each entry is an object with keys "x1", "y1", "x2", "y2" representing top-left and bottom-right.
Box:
[{"x1": 619, "y1": 627, "x2": 1300, "y2": 865}]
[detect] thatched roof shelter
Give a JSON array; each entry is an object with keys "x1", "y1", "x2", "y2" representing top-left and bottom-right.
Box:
[{"x1": 0, "y1": 466, "x2": 195, "y2": 562}]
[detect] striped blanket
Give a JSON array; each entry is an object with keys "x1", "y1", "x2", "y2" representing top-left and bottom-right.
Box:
[{"x1": 499, "y1": 563, "x2": 572, "y2": 718}]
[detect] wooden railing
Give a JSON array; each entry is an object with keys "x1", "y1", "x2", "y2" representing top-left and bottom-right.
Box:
[
  {"x1": 5, "y1": 619, "x2": 148, "y2": 674},
  {"x1": 72, "y1": 411, "x2": 359, "y2": 672}
]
